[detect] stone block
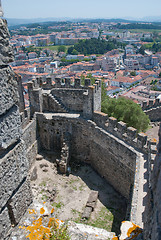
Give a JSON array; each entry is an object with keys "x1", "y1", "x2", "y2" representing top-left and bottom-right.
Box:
[
  {"x1": 0, "y1": 141, "x2": 29, "y2": 208},
  {"x1": 8, "y1": 179, "x2": 32, "y2": 225},
  {"x1": 0, "y1": 66, "x2": 19, "y2": 115},
  {"x1": 0, "y1": 207, "x2": 11, "y2": 239},
  {"x1": 82, "y1": 206, "x2": 92, "y2": 219},
  {"x1": 87, "y1": 191, "x2": 98, "y2": 205},
  {"x1": 0, "y1": 105, "x2": 21, "y2": 150}
]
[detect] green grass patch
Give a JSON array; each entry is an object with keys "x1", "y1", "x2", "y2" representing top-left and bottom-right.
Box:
[
  {"x1": 35, "y1": 45, "x2": 73, "y2": 53},
  {"x1": 52, "y1": 202, "x2": 64, "y2": 209},
  {"x1": 88, "y1": 207, "x2": 114, "y2": 232}
]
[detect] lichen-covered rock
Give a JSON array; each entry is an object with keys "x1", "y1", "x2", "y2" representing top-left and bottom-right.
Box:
[{"x1": 119, "y1": 221, "x2": 143, "y2": 240}]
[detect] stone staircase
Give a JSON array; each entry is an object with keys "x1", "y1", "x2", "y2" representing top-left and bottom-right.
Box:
[{"x1": 48, "y1": 93, "x2": 69, "y2": 113}]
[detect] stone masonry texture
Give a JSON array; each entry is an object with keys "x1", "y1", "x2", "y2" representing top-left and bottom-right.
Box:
[
  {"x1": 0, "y1": 140, "x2": 29, "y2": 208},
  {"x1": 0, "y1": 207, "x2": 12, "y2": 240},
  {"x1": 8, "y1": 179, "x2": 33, "y2": 225},
  {"x1": 0, "y1": 66, "x2": 18, "y2": 115}
]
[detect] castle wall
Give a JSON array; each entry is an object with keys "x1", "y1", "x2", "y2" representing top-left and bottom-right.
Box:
[
  {"x1": 142, "y1": 99, "x2": 161, "y2": 122},
  {"x1": 0, "y1": 19, "x2": 32, "y2": 239},
  {"x1": 144, "y1": 107, "x2": 161, "y2": 122},
  {"x1": 37, "y1": 113, "x2": 138, "y2": 199},
  {"x1": 143, "y1": 127, "x2": 161, "y2": 239}
]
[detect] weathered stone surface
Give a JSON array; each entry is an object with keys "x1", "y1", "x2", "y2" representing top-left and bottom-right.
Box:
[
  {"x1": 8, "y1": 179, "x2": 32, "y2": 225},
  {"x1": 0, "y1": 19, "x2": 14, "y2": 65},
  {"x1": 68, "y1": 221, "x2": 116, "y2": 240},
  {"x1": 0, "y1": 66, "x2": 18, "y2": 115},
  {"x1": 0, "y1": 105, "x2": 22, "y2": 150},
  {"x1": 0, "y1": 141, "x2": 29, "y2": 208},
  {"x1": 0, "y1": 207, "x2": 11, "y2": 240}
]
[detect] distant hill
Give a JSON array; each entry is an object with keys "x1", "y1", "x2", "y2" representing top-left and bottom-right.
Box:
[
  {"x1": 6, "y1": 17, "x2": 71, "y2": 26},
  {"x1": 6, "y1": 16, "x2": 161, "y2": 27}
]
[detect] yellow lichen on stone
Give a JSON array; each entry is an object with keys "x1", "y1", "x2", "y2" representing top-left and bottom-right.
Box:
[{"x1": 120, "y1": 221, "x2": 142, "y2": 240}]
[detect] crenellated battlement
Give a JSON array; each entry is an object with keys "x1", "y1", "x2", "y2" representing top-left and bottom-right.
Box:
[
  {"x1": 141, "y1": 99, "x2": 161, "y2": 122},
  {"x1": 142, "y1": 98, "x2": 161, "y2": 111},
  {"x1": 27, "y1": 76, "x2": 101, "y2": 118},
  {"x1": 30, "y1": 76, "x2": 101, "y2": 91},
  {"x1": 93, "y1": 111, "x2": 157, "y2": 155}
]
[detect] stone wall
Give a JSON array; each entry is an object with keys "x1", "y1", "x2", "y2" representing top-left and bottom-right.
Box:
[
  {"x1": 22, "y1": 118, "x2": 37, "y2": 168},
  {"x1": 51, "y1": 88, "x2": 85, "y2": 112},
  {"x1": 0, "y1": 19, "x2": 33, "y2": 239}
]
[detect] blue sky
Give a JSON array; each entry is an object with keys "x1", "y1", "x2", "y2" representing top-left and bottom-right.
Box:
[{"x1": 2, "y1": 0, "x2": 161, "y2": 19}]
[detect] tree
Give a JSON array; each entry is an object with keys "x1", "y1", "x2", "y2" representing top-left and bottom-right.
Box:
[
  {"x1": 130, "y1": 71, "x2": 136, "y2": 76},
  {"x1": 159, "y1": 72, "x2": 161, "y2": 78},
  {"x1": 139, "y1": 45, "x2": 145, "y2": 55},
  {"x1": 101, "y1": 97, "x2": 150, "y2": 132},
  {"x1": 68, "y1": 46, "x2": 74, "y2": 54},
  {"x1": 71, "y1": 49, "x2": 78, "y2": 55},
  {"x1": 58, "y1": 45, "x2": 66, "y2": 53}
]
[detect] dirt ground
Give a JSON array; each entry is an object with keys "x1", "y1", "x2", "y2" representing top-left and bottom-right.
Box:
[{"x1": 29, "y1": 152, "x2": 127, "y2": 235}]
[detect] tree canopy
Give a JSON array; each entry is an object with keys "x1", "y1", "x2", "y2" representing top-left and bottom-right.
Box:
[
  {"x1": 58, "y1": 45, "x2": 66, "y2": 53},
  {"x1": 101, "y1": 97, "x2": 150, "y2": 132},
  {"x1": 67, "y1": 38, "x2": 116, "y2": 55}
]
